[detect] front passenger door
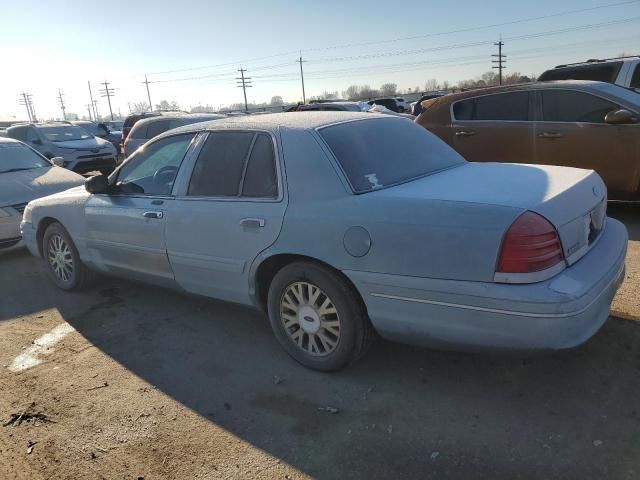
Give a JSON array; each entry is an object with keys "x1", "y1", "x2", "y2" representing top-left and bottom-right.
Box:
[{"x1": 84, "y1": 133, "x2": 196, "y2": 286}]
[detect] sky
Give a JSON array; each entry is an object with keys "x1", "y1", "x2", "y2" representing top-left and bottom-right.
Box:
[{"x1": 0, "y1": 0, "x2": 638, "y2": 120}]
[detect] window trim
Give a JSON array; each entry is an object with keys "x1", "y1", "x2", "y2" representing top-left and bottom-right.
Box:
[
  {"x1": 176, "y1": 129, "x2": 283, "y2": 203},
  {"x1": 449, "y1": 90, "x2": 534, "y2": 123},
  {"x1": 533, "y1": 88, "x2": 626, "y2": 125},
  {"x1": 107, "y1": 132, "x2": 198, "y2": 198}
]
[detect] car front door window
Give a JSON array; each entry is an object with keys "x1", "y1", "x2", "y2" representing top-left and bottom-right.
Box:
[
  {"x1": 540, "y1": 90, "x2": 618, "y2": 123},
  {"x1": 116, "y1": 134, "x2": 195, "y2": 196}
]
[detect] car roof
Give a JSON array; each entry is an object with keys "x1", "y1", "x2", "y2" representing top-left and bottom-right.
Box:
[
  {"x1": 433, "y1": 80, "x2": 631, "y2": 101},
  {"x1": 164, "y1": 111, "x2": 398, "y2": 136},
  {"x1": 0, "y1": 136, "x2": 22, "y2": 145}
]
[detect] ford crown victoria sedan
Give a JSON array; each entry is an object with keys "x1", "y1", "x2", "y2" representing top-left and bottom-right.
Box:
[{"x1": 21, "y1": 113, "x2": 627, "y2": 371}]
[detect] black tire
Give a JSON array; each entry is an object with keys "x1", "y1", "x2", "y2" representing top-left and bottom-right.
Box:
[
  {"x1": 42, "y1": 222, "x2": 94, "y2": 291},
  {"x1": 267, "y1": 261, "x2": 375, "y2": 372}
]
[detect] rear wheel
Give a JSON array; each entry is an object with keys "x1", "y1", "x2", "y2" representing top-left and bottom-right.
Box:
[
  {"x1": 43, "y1": 223, "x2": 93, "y2": 291},
  {"x1": 267, "y1": 261, "x2": 374, "y2": 371}
]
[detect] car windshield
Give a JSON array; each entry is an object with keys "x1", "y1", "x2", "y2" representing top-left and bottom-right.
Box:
[
  {"x1": 37, "y1": 125, "x2": 93, "y2": 142},
  {"x1": 319, "y1": 118, "x2": 466, "y2": 193},
  {"x1": 0, "y1": 142, "x2": 50, "y2": 173}
]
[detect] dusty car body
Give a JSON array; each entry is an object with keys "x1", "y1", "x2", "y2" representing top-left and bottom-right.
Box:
[
  {"x1": 0, "y1": 138, "x2": 84, "y2": 252},
  {"x1": 415, "y1": 80, "x2": 640, "y2": 200},
  {"x1": 21, "y1": 113, "x2": 627, "y2": 371}
]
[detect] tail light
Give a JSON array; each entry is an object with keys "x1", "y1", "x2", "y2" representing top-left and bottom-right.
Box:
[{"x1": 497, "y1": 211, "x2": 564, "y2": 274}]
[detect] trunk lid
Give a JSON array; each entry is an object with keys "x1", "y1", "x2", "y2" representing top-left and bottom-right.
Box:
[{"x1": 371, "y1": 162, "x2": 607, "y2": 265}]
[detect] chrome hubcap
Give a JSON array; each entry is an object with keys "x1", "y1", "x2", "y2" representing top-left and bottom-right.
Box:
[
  {"x1": 48, "y1": 234, "x2": 73, "y2": 282},
  {"x1": 280, "y1": 282, "x2": 341, "y2": 357}
]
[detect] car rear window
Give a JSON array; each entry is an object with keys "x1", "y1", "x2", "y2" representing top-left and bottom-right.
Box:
[
  {"x1": 538, "y1": 62, "x2": 623, "y2": 83},
  {"x1": 319, "y1": 118, "x2": 465, "y2": 194}
]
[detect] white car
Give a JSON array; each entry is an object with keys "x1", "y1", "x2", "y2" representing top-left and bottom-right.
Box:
[
  {"x1": 539, "y1": 56, "x2": 640, "y2": 91},
  {"x1": 0, "y1": 138, "x2": 84, "y2": 252},
  {"x1": 6, "y1": 122, "x2": 118, "y2": 175}
]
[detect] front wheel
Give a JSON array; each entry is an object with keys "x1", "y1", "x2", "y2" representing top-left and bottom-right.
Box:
[
  {"x1": 267, "y1": 261, "x2": 374, "y2": 371},
  {"x1": 43, "y1": 222, "x2": 93, "y2": 291}
]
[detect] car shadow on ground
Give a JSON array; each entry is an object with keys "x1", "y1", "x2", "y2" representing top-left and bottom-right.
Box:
[
  {"x1": 51, "y1": 277, "x2": 640, "y2": 479},
  {"x1": 2, "y1": 210, "x2": 640, "y2": 479}
]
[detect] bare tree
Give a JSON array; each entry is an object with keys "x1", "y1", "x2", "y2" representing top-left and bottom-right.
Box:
[
  {"x1": 379, "y1": 83, "x2": 397, "y2": 96},
  {"x1": 131, "y1": 102, "x2": 150, "y2": 114},
  {"x1": 190, "y1": 104, "x2": 215, "y2": 113},
  {"x1": 155, "y1": 100, "x2": 180, "y2": 111},
  {"x1": 424, "y1": 78, "x2": 440, "y2": 92},
  {"x1": 270, "y1": 96, "x2": 284, "y2": 106},
  {"x1": 358, "y1": 85, "x2": 380, "y2": 99},
  {"x1": 343, "y1": 85, "x2": 361, "y2": 100}
]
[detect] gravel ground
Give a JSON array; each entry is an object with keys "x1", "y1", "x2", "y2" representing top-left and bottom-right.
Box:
[{"x1": 0, "y1": 203, "x2": 638, "y2": 480}]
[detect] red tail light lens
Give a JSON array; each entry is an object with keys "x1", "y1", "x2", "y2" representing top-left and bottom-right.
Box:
[{"x1": 497, "y1": 211, "x2": 564, "y2": 273}]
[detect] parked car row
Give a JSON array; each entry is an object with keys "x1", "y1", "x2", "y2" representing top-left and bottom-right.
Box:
[{"x1": 1, "y1": 57, "x2": 635, "y2": 373}]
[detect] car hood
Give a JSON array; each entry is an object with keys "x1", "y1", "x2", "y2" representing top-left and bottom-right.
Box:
[
  {"x1": 0, "y1": 167, "x2": 85, "y2": 206},
  {"x1": 53, "y1": 137, "x2": 112, "y2": 150}
]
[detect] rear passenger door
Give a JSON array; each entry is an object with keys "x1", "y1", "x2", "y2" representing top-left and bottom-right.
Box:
[
  {"x1": 166, "y1": 130, "x2": 286, "y2": 304},
  {"x1": 451, "y1": 91, "x2": 534, "y2": 163}
]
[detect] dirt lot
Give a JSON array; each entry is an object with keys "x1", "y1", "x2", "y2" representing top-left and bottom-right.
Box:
[{"x1": 0, "y1": 203, "x2": 639, "y2": 480}]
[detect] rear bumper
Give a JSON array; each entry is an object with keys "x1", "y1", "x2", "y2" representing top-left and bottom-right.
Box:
[{"x1": 344, "y1": 218, "x2": 628, "y2": 351}]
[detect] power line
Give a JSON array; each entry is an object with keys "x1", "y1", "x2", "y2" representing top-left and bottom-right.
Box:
[
  {"x1": 99, "y1": 80, "x2": 116, "y2": 120},
  {"x1": 142, "y1": 0, "x2": 637, "y2": 77},
  {"x1": 492, "y1": 40, "x2": 506, "y2": 85},
  {"x1": 304, "y1": 0, "x2": 640, "y2": 52},
  {"x1": 57, "y1": 89, "x2": 67, "y2": 120},
  {"x1": 236, "y1": 68, "x2": 252, "y2": 113},
  {"x1": 309, "y1": 17, "x2": 640, "y2": 63}
]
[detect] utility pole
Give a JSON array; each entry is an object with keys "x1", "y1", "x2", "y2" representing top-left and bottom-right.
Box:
[
  {"x1": 86, "y1": 104, "x2": 93, "y2": 121},
  {"x1": 236, "y1": 67, "x2": 252, "y2": 113},
  {"x1": 88, "y1": 81, "x2": 97, "y2": 120},
  {"x1": 100, "y1": 80, "x2": 116, "y2": 120},
  {"x1": 57, "y1": 89, "x2": 67, "y2": 120},
  {"x1": 143, "y1": 74, "x2": 153, "y2": 111},
  {"x1": 492, "y1": 39, "x2": 506, "y2": 85},
  {"x1": 93, "y1": 100, "x2": 100, "y2": 121},
  {"x1": 297, "y1": 52, "x2": 306, "y2": 104},
  {"x1": 19, "y1": 93, "x2": 33, "y2": 122}
]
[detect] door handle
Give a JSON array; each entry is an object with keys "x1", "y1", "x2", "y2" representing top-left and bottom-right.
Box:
[
  {"x1": 143, "y1": 211, "x2": 164, "y2": 219},
  {"x1": 538, "y1": 132, "x2": 563, "y2": 139},
  {"x1": 455, "y1": 131, "x2": 477, "y2": 137},
  {"x1": 240, "y1": 217, "x2": 265, "y2": 228}
]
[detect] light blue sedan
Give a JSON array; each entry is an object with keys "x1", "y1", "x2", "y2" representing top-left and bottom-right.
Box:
[{"x1": 20, "y1": 112, "x2": 627, "y2": 371}]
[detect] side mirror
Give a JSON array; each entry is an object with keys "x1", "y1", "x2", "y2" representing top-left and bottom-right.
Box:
[
  {"x1": 604, "y1": 109, "x2": 638, "y2": 125},
  {"x1": 50, "y1": 157, "x2": 64, "y2": 167},
  {"x1": 85, "y1": 174, "x2": 110, "y2": 194},
  {"x1": 31, "y1": 138, "x2": 42, "y2": 145}
]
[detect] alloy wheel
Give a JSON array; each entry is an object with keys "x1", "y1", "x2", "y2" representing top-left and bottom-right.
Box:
[{"x1": 47, "y1": 234, "x2": 74, "y2": 283}]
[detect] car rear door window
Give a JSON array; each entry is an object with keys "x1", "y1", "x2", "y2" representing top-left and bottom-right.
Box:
[
  {"x1": 630, "y1": 65, "x2": 640, "y2": 89},
  {"x1": 454, "y1": 92, "x2": 529, "y2": 121},
  {"x1": 187, "y1": 132, "x2": 255, "y2": 197},
  {"x1": 8, "y1": 126, "x2": 27, "y2": 141},
  {"x1": 541, "y1": 90, "x2": 618, "y2": 123},
  {"x1": 145, "y1": 119, "x2": 172, "y2": 139},
  {"x1": 241, "y1": 134, "x2": 277, "y2": 198}
]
